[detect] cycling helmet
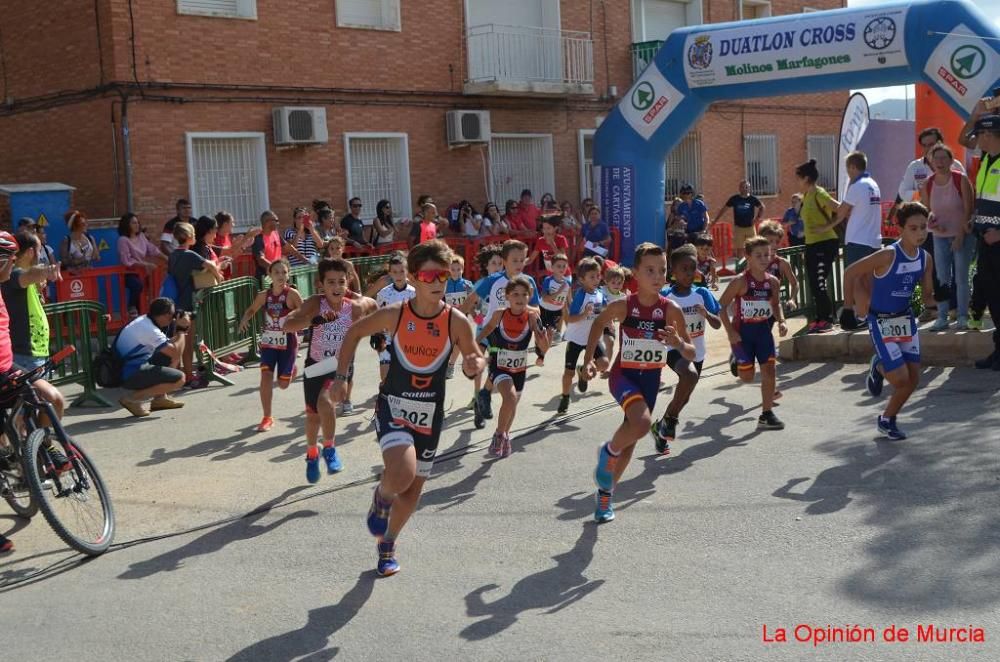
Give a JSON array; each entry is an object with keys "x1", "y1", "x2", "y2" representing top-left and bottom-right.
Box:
[{"x1": 0, "y1": 231, "x2": 17, "y2": 258}]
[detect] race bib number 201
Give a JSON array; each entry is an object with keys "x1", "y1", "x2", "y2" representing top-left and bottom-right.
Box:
[
  {"x1": 387, "y1": 395, "x2": 436, "y2": 435},
  {"x1": 620, "y1": 336, "x2": 666, "y2": 370},
  {"x1": 878, "y1": 316, "x2": 912, "y2": 343}
]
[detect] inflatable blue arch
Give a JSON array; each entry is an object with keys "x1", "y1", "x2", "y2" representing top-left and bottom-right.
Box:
[{"x1": 594, "y1": 0, "x2": 1000, "y2": 262}]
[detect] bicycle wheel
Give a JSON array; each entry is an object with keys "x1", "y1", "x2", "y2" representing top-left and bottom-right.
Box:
[
  {"x1": 24, "y1": 429, "x2": 115, "y2": 556},
  {"x1": 1, "y1": 451, "x2": 38, "y2": 518}
]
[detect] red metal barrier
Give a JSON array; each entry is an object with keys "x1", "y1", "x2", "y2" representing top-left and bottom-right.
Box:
[
  {"x1": 374, "y1": 241, "x2": 408, "y2": 255},
  {"x1": 57, "y1": 266, "x2": 158, "y2": 332},
  {"x1": 711, "y1": 223, "x2": 736, "y2": 276}
]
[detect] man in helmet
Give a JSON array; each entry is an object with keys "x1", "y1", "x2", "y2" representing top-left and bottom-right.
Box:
[{"x1": 0, "y1": 231, "x2": 68, "y2": 555}]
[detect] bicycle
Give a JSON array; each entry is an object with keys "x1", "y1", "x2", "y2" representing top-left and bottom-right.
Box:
[{"x1": 0, "y1": 346, "x2": 115, "y2": 556}]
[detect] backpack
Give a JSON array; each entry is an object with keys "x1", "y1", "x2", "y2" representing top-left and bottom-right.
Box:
[
  {"x1": 925, "y1": 170, "x2": 963, "y2": 196},
  {"x1": 92, "y1": 334, "x2": 123, "y2": 388}
]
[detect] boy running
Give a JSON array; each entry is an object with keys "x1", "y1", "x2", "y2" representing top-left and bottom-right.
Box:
[
  {"x1": 558, "y1": 258, "x2": 607, "y2": 415},
  {"x1": 444, "y1": 255, "x2": 474, "y2": 379},
  {"x1": 284, "y1": 258, "x2": 377, "y2": 483},
  {"x1": 844, "y1": 202, "x2": 934, "y2": 440},
  {"x1": 375, "y1": 253, "x2": 416, "y2": 385},
  {"x1": 693, "y1": 234, "x2": 718, "y2": 290},
  {"x1": 652, "y1": 245, "x2": 722, "y2": 454},
  {"x1": 538, "y1": 252, "x2": 571, "y2": 352},
  {"x1": 238, "y1": 258, "x2": 303, "y2": 432},
  {"x1": 331, "y1": 240, "x2": 486, "y2": 576},
  {"x1": 719, "y1": 237, "x2": 788, "y2": 431},
  {"x1": 462, "y1": 239, "x2": 540, "y2": 427},
  {"x1": 477, "y1": 277, "x2": 549, "y2": 457},
  {"x1": 587, "y1": 243, "x2": 694, "y2": 522},
  {"x1": 600, "y1": 266, "x2": 630, "y2": 375}
]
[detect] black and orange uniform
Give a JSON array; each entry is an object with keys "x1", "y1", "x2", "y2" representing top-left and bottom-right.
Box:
[
  {"x1": 486, "y1": 309, "x2": 532, "y2": 392},
  {"x1": 608, "y1": 294, "x2": 675, "y2": 411},
  {"x1": 732, "y1": 272, "x2": 776, "y2": 370},
  {"x1": 374, "y1": 301, "x2": 453, "y2": 478}
]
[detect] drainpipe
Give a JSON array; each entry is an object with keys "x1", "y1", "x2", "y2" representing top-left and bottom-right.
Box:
[{"x1": 119, "y1": 89, "x2": 135, "y2": 212}]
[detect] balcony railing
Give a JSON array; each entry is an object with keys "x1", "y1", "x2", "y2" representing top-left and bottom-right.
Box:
[
  {"x1": 631, "y1": 40, "x2": 664, "y2": 80},
  {"x1": 466, "y1": 24, "x2": 594, "y2": 90}
]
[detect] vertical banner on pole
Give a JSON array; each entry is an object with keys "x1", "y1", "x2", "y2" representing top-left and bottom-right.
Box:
[
  {"x1": 838, "y1": 92, "x2": 871, "y2": 201},
  {"x1": 598, "y1": 165, "x2": 637, "y2": 260}
]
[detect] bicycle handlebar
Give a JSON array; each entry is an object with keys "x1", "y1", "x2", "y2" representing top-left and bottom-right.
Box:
[{"x1": 4, "y1": 345, "x2": 76, "y2": 393}]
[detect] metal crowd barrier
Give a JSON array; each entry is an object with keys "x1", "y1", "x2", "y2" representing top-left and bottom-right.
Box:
[
  {"x1": 193, "y1": 277, "x2": 260, "y2": 386},
  {"x1": 43, "y1": 300, "x2": 113, "y2": 407}
]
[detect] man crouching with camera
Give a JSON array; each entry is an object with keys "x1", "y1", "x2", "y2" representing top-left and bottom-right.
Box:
[{"x1": 114, "y1": 297, "x2": 189, "y2": 417}]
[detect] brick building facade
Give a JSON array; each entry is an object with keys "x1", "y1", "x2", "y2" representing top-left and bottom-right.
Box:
[{"x1": 0, "y1": 0, "x2": 845, "y2": 233}]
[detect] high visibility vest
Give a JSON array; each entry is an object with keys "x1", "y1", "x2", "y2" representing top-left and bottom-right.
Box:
[{"x1": 973, "y1": 152, "x2": 1000, "y2": 234}]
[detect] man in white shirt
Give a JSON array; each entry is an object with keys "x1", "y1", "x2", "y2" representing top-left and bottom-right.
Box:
[
  {"x1": 115, "y1": 297, "x2": 187, "y2": 417},
  {"x1": 816, "y1": 151, "x2": 883, "y2": 266}
]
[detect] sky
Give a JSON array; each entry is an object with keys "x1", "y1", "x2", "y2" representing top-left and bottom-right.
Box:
[{"x1": 849, "y1": 0, "x2": 1000, "y2": 106}]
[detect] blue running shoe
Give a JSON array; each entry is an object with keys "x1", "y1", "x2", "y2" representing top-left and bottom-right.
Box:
[
  {"x1": 377, "y1": 541, "x2": 400, "y2": 576},
  {"x1": 366, "y1": 488, "x2": 391, "y2": 538},
  {"x1": 594, "y1": 443, "x2": 618, "y2": 492},
  {"x1": 322, "y1": 445, "x2": 343, "y2": 474},
  {"x1": 866, "y1": 355, "x2": 884, "y2": 397},
  {"x1": 877, "y1": 416, "x2": 907, "y2": 441},
  {"x1": 594, "y1": 490, "x2": 615, "y2": 523},
  {"x1": 305, "y1": 453, "x2": 320, "y2": 484},
  {"x1": 479, "y1": 389, "x2": 494, "y2": 420}
]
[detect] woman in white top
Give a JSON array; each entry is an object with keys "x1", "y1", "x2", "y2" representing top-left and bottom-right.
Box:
[
  {"x1": 371, "y1": 199, "x2": 399, "y2": 246},
  {"x1": 61, "y1": 210, "x2": 101, "y2": 270},
  {"x1": 921, "y1": 143, "x2": 975, "y2": 330},
  {"x1": 458, "y1": 201, "x2": 485, "y2": 238},
  {"x1": 483, "y1": 202, "x2": 508, "y2": 236}
]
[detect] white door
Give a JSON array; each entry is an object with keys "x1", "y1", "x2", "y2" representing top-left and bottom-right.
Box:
[{"x1": 466, "y1": 0, "x2": 561, "y2": 82}]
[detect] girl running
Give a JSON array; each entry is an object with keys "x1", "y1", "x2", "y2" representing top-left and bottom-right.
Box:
[
  {"x1": 330, "y1": 240, "x2": 486, "y2": 576},
  {"x1": 586, "y1": 243, "x2": 694, "y2": 523},
  {"x1": 844, "y1": 202, "x2": 935, "y2": 440},
  {"x1": 477, "y1": 277, "x2": 549, "y2": 457},
  {"x1": 238, "y1": 259, "x2": 303, "y2": 432},
  {"x1": 445, "y1": 255, "x2": 474, "y2": 379}
]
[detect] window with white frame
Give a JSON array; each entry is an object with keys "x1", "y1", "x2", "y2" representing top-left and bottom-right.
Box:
[
  {"x1": 740, "y1": 0, "x2": 771, "y2": 19},
  {"x1": 807, "y1": 135, "x2": 838, "y2": 191},
  {"x1": 344, "y1": 134, "x2": 412, "y2": 216},
  {"x1": 336, "y1": 0, "x2": 401, "y2": 31},
  {"x1": 177, "y1": 0, "x2": 256, "y2": 19},
  {"x1": 743, "y1": 134, "x2": 779, "y2": 196},
  {"x1": 490, "y1": 134, "x2": 556, "y2": 206},
  {"x1": 186, "y1": 133, "x2": 269, "y2": 230},
  {"x1": 579, "y1": 130, "x2": 595, "y2": 201},
  {"x1": 665, "y1": 132, "x2": 702, "y2": 198},
  {"x1": 632, "y1": 0, "x2": 703, "y2": 41}
]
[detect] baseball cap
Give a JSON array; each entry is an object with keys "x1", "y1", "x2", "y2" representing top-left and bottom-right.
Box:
[
  {"x1": 972, "y1": 114, "x2": 1000, "y2": 135},
  {"x1": 16, "y1": 217, "x2": 37, "y2": 229}
]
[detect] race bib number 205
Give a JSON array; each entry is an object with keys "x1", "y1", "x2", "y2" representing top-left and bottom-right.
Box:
[{"x1": 620, "y1": 336, "x2": 666, "y2": 370}]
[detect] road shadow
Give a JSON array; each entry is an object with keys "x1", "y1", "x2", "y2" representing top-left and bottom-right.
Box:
[
  {"x1": 461, "y1": 523, "x2": 604, "y2": 640},
  {"x1": 421, "y1": 458, "x2": 498, "y2": 511},
  {"x1": 117, "y1": 487, "x2": 317, "y2": 580},
  {"x1": 226, "y1": 570, "x2": 376, "y2": 662},
  {"x1": 772, "y1": 442, "x2": 900, "y2": 515},
  {"x1": 138, "y1": 428, "x2": 299, "y2": 466}
]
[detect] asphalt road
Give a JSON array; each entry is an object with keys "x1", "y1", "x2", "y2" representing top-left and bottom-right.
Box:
[{"x1": 3, "y1": 331, "x2": 1000, "y2": 661}]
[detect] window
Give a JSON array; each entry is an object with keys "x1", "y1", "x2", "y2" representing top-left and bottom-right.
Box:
[
  {"x1": 802, "y1": 6, "x2": 820, "y2": 12},
  {"x1": 490, "y1": 134, "x2": 556, "y2": 206},
  {"x1": 632, "y1": 0, "x2": 703, "y2": 41},
  {"x1": 186, "y1": 133, "x2": 269, "y2": 230},
  {"x1": 665, "y1": 132, "x2": 702, "y2": 198},
  {"x1": 579, "y1": 130, "x2": 595, "y2": 201},
  {"x1": 740, "y1": 0, "x2": 771, "y2": 19},
  {"x1": 743, "y1": 134, "x2": 779, "y2": 197},
  {"x1": 177, "y1": 0, "x2": 256, "y2": 19},
  {"x1": 336, "y1": 0, "x2": 401, "y2": 31},
  {"x1": 807, "y1": 135, "x2": 838, "y2": 191},
  {"x1": 344, "y1": 134, "x2": 412, "y2": 216}
]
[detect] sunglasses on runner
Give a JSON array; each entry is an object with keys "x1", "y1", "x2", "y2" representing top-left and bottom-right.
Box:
[{"x1": 414, "y1": 269, "x2": 449, "y2": 283}]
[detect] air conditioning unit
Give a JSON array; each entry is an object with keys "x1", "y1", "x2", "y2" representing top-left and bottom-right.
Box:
[
  {"x1": 446, "y1": 110, "x2": 491, "y2": 146},
  {"x1": 273, "y1": 107, "x2": 329, "y2": 145}
]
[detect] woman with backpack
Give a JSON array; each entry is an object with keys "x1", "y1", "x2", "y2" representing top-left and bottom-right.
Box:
[
  {"x1": 921, "y1": 144, "x2": 976, "y2": 330},
  {"x1": 61, "y1": 210, "x2": 101, "y2": 271}
]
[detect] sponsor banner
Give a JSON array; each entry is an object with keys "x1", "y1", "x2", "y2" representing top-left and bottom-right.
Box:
[
  {"x1": 923, "y1": 24, "x2": 1000, "y2": 112},
  {"x1": 838, "y1": 92, "x2": 871, "y2": 201},
  {"x1": 597, "y1": 165, "x2": 636, "y2": 260},
  {"x1": 620, "y1": 64, "x2": 684, "y2": 141},
  {"x1": 684, "y1": 7, "x2": 908, "y2": 88}
]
